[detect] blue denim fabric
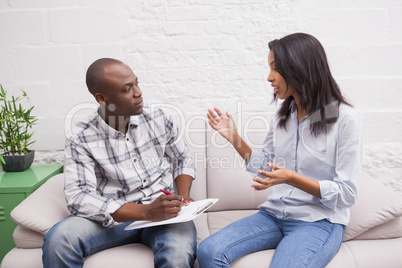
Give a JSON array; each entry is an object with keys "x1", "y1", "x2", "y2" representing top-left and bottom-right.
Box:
[
  {"x1": 197, "y1": 209, "x2": 344, "y2": 268},
  {"x1": 42, "y1": 216, "x2": 197, "y2": 268}
]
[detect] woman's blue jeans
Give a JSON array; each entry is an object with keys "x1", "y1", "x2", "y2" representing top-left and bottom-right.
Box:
[
  {"x1": 42, "y1": 216, "x2": 197, "y2": 268},
  {"x1": 197, "y1": 209, "x2": 344, "y2": 268}
]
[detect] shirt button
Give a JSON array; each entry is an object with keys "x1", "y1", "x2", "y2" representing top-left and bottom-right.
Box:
[
  {"x1": 143, "y1": 180, "x2": 146, "y2": 183},
  {"x1": 126, "y1": 138, "x2": 129, "y2": 141}
]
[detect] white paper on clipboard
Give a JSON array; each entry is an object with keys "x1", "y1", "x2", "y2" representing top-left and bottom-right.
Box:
[{"x1": 124, "y1": 198, "x2": 219, "y2": 230}]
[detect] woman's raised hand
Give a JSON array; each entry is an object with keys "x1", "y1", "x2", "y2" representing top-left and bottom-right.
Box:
[{"x1": 207, "y1": 107, "x2": 237, "y2": 142}]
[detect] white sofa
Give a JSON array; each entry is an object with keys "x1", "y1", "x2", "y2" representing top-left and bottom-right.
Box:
[{"x1": 2, "y1": 118, "x2": 402, "y2": 268}]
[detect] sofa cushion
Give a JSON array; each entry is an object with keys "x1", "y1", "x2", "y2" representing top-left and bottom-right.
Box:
[
  {"x1": 343, "y1": 172, "x2": 402, "y2": 241},
  {"x1": 206, "y1": 210, "x2": 256, "y2": 236},
  {"x1": 206, "y1": 131, "x2": 268, "y2": 211},
  {"x1": 193, "y1": 213, "x2": 210, "y2": 245},
  {"x1": 228, "y1": 242, "x2": 357, "y2": 268},
  {"x1": 354, "y1": 216, "x2": 402, "y2": 240},
  {"x1": 83, "y1": 244, "x2": 154, "y2": 268},
  {"x1": 0, "y1": 248, "x2": 43, "y2": 268},
  {"x1": 179, "y1": 115, "x2": 207, "y2": 201},
  {"x1": 13, "y1": 225, "x2": 44, "y2": 248},
  {"x1": 341, "y1": 237, "x2": 402, "y2": 267},
  {"x1": 11, "y1": 173, "x2": 69, "y2": 235}
]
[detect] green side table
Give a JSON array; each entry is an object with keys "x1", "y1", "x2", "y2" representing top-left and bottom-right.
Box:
[{"x1": 0, "y1": 164, "x2": 63, "y2": 263}]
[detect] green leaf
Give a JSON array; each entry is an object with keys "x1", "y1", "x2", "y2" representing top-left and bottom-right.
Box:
[{"x1": 0, "y1": 86, "x2": 37, "y2": 156}]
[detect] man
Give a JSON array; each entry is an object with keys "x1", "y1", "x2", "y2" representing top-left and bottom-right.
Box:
[{"x1": 42, "y1": 58, "x2": 197, "y2": 267}]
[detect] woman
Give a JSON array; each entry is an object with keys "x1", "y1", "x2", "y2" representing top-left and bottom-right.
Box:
[{"x1": 197, "y1": 33, "x2": 362, "y2": 267}]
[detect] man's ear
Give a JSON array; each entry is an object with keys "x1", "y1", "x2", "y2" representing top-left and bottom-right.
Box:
[{"x1": 95, "y1": 93, "x2": 107, "y2": 104}]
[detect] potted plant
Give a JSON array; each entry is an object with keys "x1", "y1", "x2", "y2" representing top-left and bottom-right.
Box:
[{"x1": 0, "y1": 84, "x2": 38, "y2": 172}]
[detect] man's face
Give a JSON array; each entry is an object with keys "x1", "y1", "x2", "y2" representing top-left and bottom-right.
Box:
[{"x1": 98, "y1": 63, "x2": 143, "y2": 118}]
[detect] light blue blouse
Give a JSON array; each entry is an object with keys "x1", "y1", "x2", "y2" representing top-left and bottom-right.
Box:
[{"x1": 247, "y1": 101, "x2": 362, "y2": 225}]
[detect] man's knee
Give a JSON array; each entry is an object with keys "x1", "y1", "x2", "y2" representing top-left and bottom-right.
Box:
[
  {"x1": 43, "y1": 219, "x2": 77, "y2": 255},
  {"x1": 43, "y1": 217, "x2": 94, "y2": 255},
  {"x1": 151, "y1": 222, "x2": 197, "y2": 267}
]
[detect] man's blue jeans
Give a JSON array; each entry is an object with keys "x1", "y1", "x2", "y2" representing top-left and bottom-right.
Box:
[
  {"x1": 197, "y1": 209, "x2": 344, "y2": 268},
  {"x1": 42, "y1": 216, "x2": 197, "y2": 268}
]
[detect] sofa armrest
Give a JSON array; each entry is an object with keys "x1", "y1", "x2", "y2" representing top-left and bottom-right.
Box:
[{"x1": 10, "y1": 173, "x2": 69, "y2": 235}]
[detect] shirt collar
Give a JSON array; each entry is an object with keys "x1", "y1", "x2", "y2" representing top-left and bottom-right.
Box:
[
  {"x1": 95, "y1": 112, "x2": 121, "y2": 138},
  {"x1": 95, "y1": 110, "x2": 140, "y2": 138},
  {"x1": 129, "y1": 115, "x2": 140, "y2": 127},
  {"x1": 289, "y1": 100, "x2": 298, "y2": 119}
]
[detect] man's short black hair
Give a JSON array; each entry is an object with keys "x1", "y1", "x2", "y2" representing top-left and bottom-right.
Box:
[{"x1": 86, "y1": 58, "x2": 123, "y2": 95}]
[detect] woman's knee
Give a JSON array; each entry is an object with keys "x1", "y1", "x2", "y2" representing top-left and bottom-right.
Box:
[{"x1": 197, "y1": 237, "x2": 220, "y2": 261}]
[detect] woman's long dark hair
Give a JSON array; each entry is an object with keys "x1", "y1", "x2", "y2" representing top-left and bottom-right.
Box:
[{"x1": 268, "y1": 33, "x2": 351, "y2": 136}]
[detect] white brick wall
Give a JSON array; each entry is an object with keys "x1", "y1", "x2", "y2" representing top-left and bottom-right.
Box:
[{"x1": 0, "y1": 0, "x2": 401, "y2": 194}]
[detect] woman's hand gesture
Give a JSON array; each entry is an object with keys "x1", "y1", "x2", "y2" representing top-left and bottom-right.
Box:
[
  {"x1": 252, "y1": 163, "x2": 293, "y2": 191},
  {"x1": 207, "y1": 107, "x2": 237, "y2": 142},
  {"x1": 251, "y1": 163, "x2": 321, "y2": 198}
]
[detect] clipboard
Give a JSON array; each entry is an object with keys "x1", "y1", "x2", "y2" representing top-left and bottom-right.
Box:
[{"x1": 124, "y1": 198, "x2": 219, "y2": 230}]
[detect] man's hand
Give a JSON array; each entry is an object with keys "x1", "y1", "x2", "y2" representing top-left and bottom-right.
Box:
[
  {"x1": 143, "y1": 194, "x2": 184, "y2": 222},
  {"x1": 181, "y1": 195, "x2": 194, "y2": 205},
  {"x1": 111, "y1": 194, "x2": 186, "y2": 223}
]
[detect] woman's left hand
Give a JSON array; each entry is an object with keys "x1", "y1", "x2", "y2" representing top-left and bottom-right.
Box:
[{"x1": 252, "y1": 163, "x2": 294, "y2": 191}]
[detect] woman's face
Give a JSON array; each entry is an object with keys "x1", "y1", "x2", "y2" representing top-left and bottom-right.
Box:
[{"x1": 267, "y1": 51, "x2": 294, "y2": 100}]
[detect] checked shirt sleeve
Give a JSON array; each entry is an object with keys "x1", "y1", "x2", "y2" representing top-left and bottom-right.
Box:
[{"x1": 64, "y1": 134, "x2": 125, "y2": 227}]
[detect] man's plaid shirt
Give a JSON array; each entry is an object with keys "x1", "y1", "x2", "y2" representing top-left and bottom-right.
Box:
[{"x1": 64, "y1": 105, "x2": 195, "y2": 227}]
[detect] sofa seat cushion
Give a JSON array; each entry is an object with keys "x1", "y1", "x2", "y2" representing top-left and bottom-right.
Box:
[
  {"x1": 0, "y1": 248, "x2": 43, "y2": 268},
  {"x1": 340, "y1": 237, "x2": 402, "y2": 267},
  {"x1": 229, "y1": 237, "x2": 402, "y2": 268},
  {"x1": 229, "y1": 241, "x2": 357, "y2": 268},
  {"x1": 13, "y1": 225, "x2": 44, "y2": 249},
  {"x1": 3, "y1": 238, "x2": 402, "y2": 268},
  {"x1": 206, "y1": 210, "x2": 257, "y2": 236},
  {"x1": 193, "y1": 213, "x2": 210, "y2": 245},
  {"x1": 0, "y1": 245, "x2": 155, "y2": 268},
  {"x1": 83, "y1": 244, "x2": 154, "y2": 268}
]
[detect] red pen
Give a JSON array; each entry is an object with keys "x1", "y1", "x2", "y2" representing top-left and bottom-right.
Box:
[{"x1": 160, "y1": 189, "x2": 188, "y2": 205}]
